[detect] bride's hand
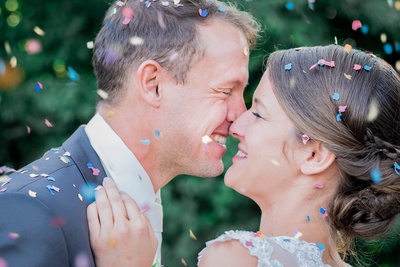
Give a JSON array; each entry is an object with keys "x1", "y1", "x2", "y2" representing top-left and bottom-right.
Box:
[{"x1": 87, "y1": 178, "x2": 158, "y2": 267}]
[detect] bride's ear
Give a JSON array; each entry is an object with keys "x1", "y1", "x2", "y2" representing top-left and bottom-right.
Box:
[{"x1": 300, "y1": 141, "x2": 336, "y2": 175}]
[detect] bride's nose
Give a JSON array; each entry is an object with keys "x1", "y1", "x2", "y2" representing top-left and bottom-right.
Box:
[{"x1": 229, "y1": 110, "x2": 250, "y2": 140}]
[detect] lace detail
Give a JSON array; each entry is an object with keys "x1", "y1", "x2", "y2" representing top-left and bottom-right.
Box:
[{"x1": 197, "y1": 230, "x2": 332, "y2": 267}]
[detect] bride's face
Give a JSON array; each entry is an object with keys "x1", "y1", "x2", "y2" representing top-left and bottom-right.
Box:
[{"x1": 225, "y1": 71, "x2": 300, "y2": 202}]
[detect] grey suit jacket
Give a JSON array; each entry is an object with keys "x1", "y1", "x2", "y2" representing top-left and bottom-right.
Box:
[{"x1": 0, "y1": 126, "x2": 106, "y2": 266}]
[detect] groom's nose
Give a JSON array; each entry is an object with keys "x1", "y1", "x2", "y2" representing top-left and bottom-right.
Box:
[{"x1": 226, "y1": 98, "x2": 246, "y2": 123}]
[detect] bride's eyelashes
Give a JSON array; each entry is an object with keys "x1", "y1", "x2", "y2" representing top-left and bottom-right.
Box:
[{"x1": 252, "y1": 112, "x2": 262, "y2": 118}]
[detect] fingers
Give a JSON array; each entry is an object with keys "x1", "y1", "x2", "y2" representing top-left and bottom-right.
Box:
[
  {"x1": 102, "y1": 178, "x2": 128, "y2": 224},
  {"x1": 95, "y1": 186, "x2": 114, "y2": 230},
  {"x1": 87, "y1": 202, "x2": 100, "y2": 240},
  {"x1": 120, "y1": 191, "x2": 146, "y2": 225}
]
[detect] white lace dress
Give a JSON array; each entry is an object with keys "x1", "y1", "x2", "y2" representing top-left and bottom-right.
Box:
[{"x1": 197, "y1": 230, "x2": 337, "y2": 267}]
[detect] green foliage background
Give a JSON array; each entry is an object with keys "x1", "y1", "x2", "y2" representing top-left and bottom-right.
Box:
[{"x1": 1, "y1": 0, "x2": 400, "y2": 266}]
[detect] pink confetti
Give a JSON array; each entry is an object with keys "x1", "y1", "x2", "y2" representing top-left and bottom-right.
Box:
[
  {"x1": 292, "y1": 228, "x2": 298, "y2": 236},
  {"x1": 309, "y1": 63, "x2": 318, "y2": 70},
  {"x1": 122, "y1": 17, "x2": 131, "y2": 25},
  {"x1": 116, "y1": 1, "x2": 124, "y2": 6},
  {"x1": 26, "y1": 126, "x2": 31, "y2": 134},
  {"x1": 338, "y1": 106, "x2": 347, "y2": 112},
  {"x1": 181, "y1": 258, "x2": 187, "y2": 266},
  {"x1": 313, "y1": 184, "x2": 324, "y2": 188},
  {"x1": 352, "y1": 20, "x2": 362, "y2": 31},
  {"x1": 301, "y1": 134, "x2": 309, "y2": 145},
  {"x1": 8, "y1": 233, "x2": 19, "y2": 239},
  {"x1": 52, "y1": 185, "x2": 60, "y2": 192},
  {"x1": 89, "y1": 167, "x2": 100, "y2": 176},
  {"x1": 0, "y1": 257, "x2": 7, "y2": 267},
  {"x1": 40, "y1": 173, "x2": 49, "y2": 177},
  {"x1": 45, "y1": 119, "x2": 53, "y2": 127},
  {"x1": 122, "y1": 7, "x2": 133, "y2": 20},
  {"x1": 354, "y1": 64, "x2": 362, "y2": 70},
  {"x1": 323, "y1": 211, "x2": 328, "y2": 218},
  {"x1": 246, "y1": 241, "x2": 254, "y2": 247},
  {"x1": 176, "y1": 3, "x2": 183, "y2": 6},
  {"x1": 0, "y1": 188, "x2": 7, "y2": 192}
]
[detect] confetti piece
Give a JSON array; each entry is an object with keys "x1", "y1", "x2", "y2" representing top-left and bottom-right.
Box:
[
  {"x1": 122, "y1": 7, "x2": 133, "y2": 20},
  {"x1": 87, "y1": 41, "x2": 94, "y2": 49},
  {"x1": 97, "y1": 89, "x2": 109, "y2": 100},
  {"x1": 107, "y1": 111, "x2": 115, "y2": 117},
  {"x1": 4, "y1": 41, "x2": 11, "y2": 55},
  {"x1": 371, "y1": 169, "x2": 382, "y2": 184},
  {"x1": 130, "y1": 37, "x2": 145, "y2": 46},
  {"x1": 25, "y1": 39, "x2": 42, "y2": 54},
  {"x1": 10, "y1": 56, "x2": 17, "y2": 68},
  {"x1": 309, "y1": 63, "x2": 318, "y2": 70},
  {"x1": 32, "y1": 165, "x2": 39, "y2": 171},
  {"x1": 40, "y1": 173, "x2": 49, "y2": 177},
  {"x1": 67, "y1": 67, "x2": 80, "y2": 81},
  {"x1": 316, "y1": 244, "x2": 325, "y2": 250},
  {"x1": 161, "y1": 1, "x2": 169, "y2": 6},
  {"x1": 320, "y1": 207, "x2": 326, "y2": 214},
  {"x1": 271, "y1": 159, "x2": 280, "y2": 166},
  {"x1": 35, "y1": 82, "x2": 43, "y2": 92},
  {"x1": 122, "y1": 17, "x2": 131, "y2": 25},
  {"x1": 336, "y1": 112, "x2": 342, "y2": 122},
  {"x1": 323, "y1": 211, "x2": 328, "y2": 218},
  {"x1": 285, "y1": 1, "x2": 294, "y2": 10},
  {"x1": 364, "y1": 65, "x2": 372, "y2": 71},
  {"x1": 60, "y1": 156, "x2": 70, "y2": 163},
  {"x1": 367, "y1": 99, "x2": 379, "y2": 122},
  {"x1": 75, "y1": 252, "x2": 90, "y2": 267},
  {"x1": 140, "y1": 139, "x2": 151, "y2": 145},
  {"x1": 87, "y1": 163, "x2": 93, "y2": 168},
  {"x1": 301, "y1": 134, "x2": 309, "y2": 145},
  {"x1": 344, "y1": 44, "x2": 352, "y2": 53},
  {"x1": 169, "y1": 52, "x2": 179, "y2": 62},
  {"x1": 202, "y1": 135, "x2": 213, "y2": 144},
  {"x1": 181, "y1": 258, "x2": 187, "y2": 266},
  {"x1": 78, "y1": 193, "x2": 83, "y2": 201},
  {"x1": 145, "y1": 0, "x2": 151, "y2": 7},
  {"x1": 46, "y1": 185, "x2": 55, "y2": 195},
  {"x1": 384, "y1": 44, "x2": 393, "y2": 55},
  {"x1": 26, "y1": 126, "x2": 31, "y2": 134},
  {"x1": 0, "y1": 166, "x2": 15, "y2": 174},
  {"x1": 218, "y1": 6, "x2": 227, "y2": 11},
  {"x1": 0, "y1": 188, "x2": 7, "y2": 192},
  {"x1": 294, "y1": 232, "x2": 303, "y2": 239},
  {"x1": 352, "y1": 20, "x2": 362, "y2": 31},
  {"x1": 116, "y1": 1, "x2": 124, "y2": 6},
  {"x1": 1, "y1": 178, "x2": 11, "y2": 186},
  {"x1": 292, "y1": 229, "x2": 298, "y2": 236},
  {"x1": 394, "y1": 162, "x2": 400, "y2": 175},
  {"x1": 199, "y1": 9, "x2": 208, "y2": 17},
  {"x1": 395, "y1": 43, "x2": 400, "y2": 52},
  {"x1": 52, "y1": 185, "x2": 60, "y2": 192},
  {"x1": 110, "y1": 8, "x2": 116, "y2": 16},
  {"x1": 361, "y1": 25, "x2": 369, "y2": 34},
  {"x1": 284, "y1": 63, "x2": 292, "y2": 70},
  {"x1": 246, "y1": 241, "x2": 254, "y2": 247},
  {"x1": 8, "y1": 233, "x2": 19, "y2": 239},
  {"x1": 189, "y1": 229, "x2": 197, "y2": 240},
  {"x1": 47, "y1": 177, "x2": 56, "y2": 182},
  {"x1": 64, "y1": 151, "x2": 71, "y2": 157},
  {"x1": 381, "y1": 33, "x2": 387, "y2": 43},
  {"x1": 353, "y1": 64, "x2": 362, "y2": 71},
  {"x1": 307, "y1": 215, "x2": 310, "y2": 222},
  {"x1": 89, "y1": 167, "x2": 100, "y2": 176},
  {"x1": 332, "y1": 93, "x2": 340, "y2": 101},
  {"x1": 30, "y1": 174, "x2": 39, "y2": 178},
  {"x1": 80, "y1": 182, "x2": 98, "y2": 202},
  {"x1": 244, "y1": 47, "x2": 248, "y2": 56},
  {"x1": 33, "y1": 26, "x2": 45, "y2": 36},
  {"x1": 65, "y1": 83, "x2": 77, "y2": 87},
  {"x1": 344, "y1": 74, "x2": 352, "y2": 80},
  {"x1": 154, "y1": 128, "x2": 161, "y2": 138},
  {"x1": 29, "y1": 190, "x2": 37, "y2": 197},
  {"x1": 173, "y1": 0, "x2": 180, "y2": 4},
  {"x1": 338, "y1": 106, "x2": 347, "y2": 112}
]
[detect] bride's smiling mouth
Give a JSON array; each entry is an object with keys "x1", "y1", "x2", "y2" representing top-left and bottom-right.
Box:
[{"x1": 232, "y1": 146, "x2": 248, "y2": 162}]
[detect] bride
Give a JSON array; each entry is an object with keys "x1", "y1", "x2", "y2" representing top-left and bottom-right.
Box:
[{"x1": 86, "y1": 45, "x2": 400, "y2": 267}]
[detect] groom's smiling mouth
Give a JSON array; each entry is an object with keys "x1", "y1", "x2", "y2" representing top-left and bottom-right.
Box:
[{"x1": 210, "y1": 134, "x2": 227, "y2": 148}]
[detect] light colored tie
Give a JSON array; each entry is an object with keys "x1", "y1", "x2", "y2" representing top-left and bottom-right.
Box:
[{"x1": 143, "y1": 201, "x2": 163, "y2": 264}]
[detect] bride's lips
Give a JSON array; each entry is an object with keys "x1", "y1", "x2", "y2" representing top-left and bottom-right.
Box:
[{"x1": 232, "y1": 145, "x2": 248, "y2": 162}]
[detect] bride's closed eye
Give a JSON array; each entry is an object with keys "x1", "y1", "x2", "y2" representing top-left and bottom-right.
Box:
[{"x1": 252, "y1": 112, "x2": 262, "y2": 118}]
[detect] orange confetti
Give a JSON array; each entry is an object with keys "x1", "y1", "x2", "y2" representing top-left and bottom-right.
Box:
[
  {"x1": 189, "y1": 229, "x2": 197, "y2": 240},
  {"x1": 344, "y1": 44, "x2": 352, "y2": 53}
]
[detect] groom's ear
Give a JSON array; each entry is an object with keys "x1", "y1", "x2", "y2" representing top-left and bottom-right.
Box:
[
  {"x1": 137, "y1": 60, "x2": 163, "y2": 108},
  {"x1": 300, "y1": 141, "x2": 336, "y2": 175}
]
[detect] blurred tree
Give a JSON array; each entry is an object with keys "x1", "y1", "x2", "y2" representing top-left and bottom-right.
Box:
[{"x1": 0, "y1": 0, "x2": 399, "y2": 266}]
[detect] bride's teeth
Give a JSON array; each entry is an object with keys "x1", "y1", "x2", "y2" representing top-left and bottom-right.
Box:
[{"x1": 236, "y1": 150, "x2": 248, "y2": 158}]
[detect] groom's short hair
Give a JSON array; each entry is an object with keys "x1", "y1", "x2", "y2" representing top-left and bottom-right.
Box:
[{"x1": 93, "y1": 0, "x2": 260, "y2": 104}]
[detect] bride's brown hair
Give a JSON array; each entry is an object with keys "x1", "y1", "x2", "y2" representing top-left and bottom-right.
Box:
[{"x1": 266, "y1": 45, "x2": 400, "y2": 254}]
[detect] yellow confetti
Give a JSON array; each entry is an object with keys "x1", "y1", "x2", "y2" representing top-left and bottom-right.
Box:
[
  {"x1": 334, "y1": 36, "x2": 338, "y2": 45},
  {"x1": 257, "y1": 231, "x2": 264, "y2": 241},
  {"x1": 344, "y1": 74, "x2": 352, "y2": 80},
  {"x1": 94, "y1": 185, "x2": 102, "y2": 191},
  {"x1": 33, "y1": 26, "x2": 45, "y2": 36},
  {"x1": 32, "y1": 165, "x2": 39, "y2": 171},
  {"x1": 271, "y1": 159, "x2": 280, "y2": 166},
  {"x1": 60, "y1": 157, "x2": 68, "y2": 163},
  {"x1": 367, "y1": 98, "x2": 379, "y2": 122},
  {"x1": 108, "y1": 237, "x2": 117, "y2": 248},
  {"x1": 244, "y1": 47, "x2": 249, "y2": 56},
  {"x1": 45, "y1": 157, "x2": 49, "y2": 160},
  {"x1": 29, "y1": 173, "x2": 39, "y2": 178},
  {"x1": 381, "y1": 33, "x2": 387, "y2": 43},
  {"x1": 107, "y1": 111, "x2": 115, "y2": 117},
  {"x1": 8, "y1": 233, "x2": 19, "y2": 239},
  {"x1": 4, "y1": 41, "x2": 11, "y2": 55},
  {"x1": 189, "y1": 229, "x2": 197, "y2": 240},
  {"x1": 129, "y1": 37, "x2": 145, "y2": 46},
  {"x1": 290, "y1": 78, "x2": 296, "y2": 88},
  {"x1": 87, "y1": 41, "x2": 94, "y2": 49},
  {"x1": 0, "y1": 175, "x2": 9, "y2": 183},
  {"x1": 295, "y1": 47, "x2": 302, "y2": 51},
  {"x1": 294, "y1": 232, "x2": 303, "y2": 239},
  {"x1": 395, "y1": 60, "x2": 400, "y2": 72},
  {"x1": 78, "y1": 194, "x2": 83, "y2": 201},
  {"x1": 28, "y1": 190, "x2": 37, "y2": 197},
  {"x1": 73, "y1": 184, "x2": 76, "y2": 187},
  {"x1": 97, "y1": 89, "x2": 109, "y2": 100},
  {"x1": 344, "y1": 44, "x2": 352, "y2": 53},
  {"x1": 173, "y1": 0, "x2": 180, "y2": 4},
  {"x1": 10, "y1": 56, "x2": 17, "y2": 68},
  {"x1": 201, "y1": 135, "x2": 213, "y2": 144},
  {"x1": 303, "y1": 70, "x2": 306, "y2": 74}
]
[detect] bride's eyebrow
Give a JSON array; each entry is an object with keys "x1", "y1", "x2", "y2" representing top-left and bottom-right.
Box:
[{"x1": 254, "y1": 97, "x2": 266, "y2": 109}]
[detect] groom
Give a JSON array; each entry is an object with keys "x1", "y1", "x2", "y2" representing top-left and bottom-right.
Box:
[{"x1": 0, "y1": 0, "x2": 259, "y2": 266}]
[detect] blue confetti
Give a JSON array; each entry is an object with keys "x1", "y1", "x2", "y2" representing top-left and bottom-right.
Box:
[
  {"x1": 154, "y1": 128, "x2": 161, "y2": 138},
  {"x1": 80, "y1": 182, "x2": 98, "y2": 202},
  {"x1": 336, "y1": 112, "x2": 342, "y2": 122},
  {"x1": 87, "y1": 162, "x2": 93, "y2": 168},
  {"x1": 284, "y1": 63, "x2": 292, "y2": 70},
  {"x1": 67, "y1": 67, "x2": 80, "y2": 81},
  {"x1": 391, "y1": 70, "x2": 397, "y2": 76},
  {"x1": 332, "y1": 93, "x2": 340, "y2": 101},
  {"x1": 200, "y1": 9, "x2": 208, "y2": 17},
  {"x1": 47, "y1": 177, "x2": 56, "y2": 182},
  {"x1": 384, "y1": 44, "x2": 393, "y2": 55},
  {"x1": 318, "y1": 59, "x2": 324, "y2": 66},
  {"x1": 364, "y1": 65, "x2": 372, "y2": 71},
  {"x1": 285, "y1": 1, "x2": 294, "y2": 10},
  {"x1": 283, "y1": 239, "x2": 291, "y2": 242},
  {"x1": 35, "y1": 82, "x2": 43, "y2": 93},
  {"x1": 320, "y1": 207, "x2": 326, "y2": 214},
  {"x1": 60, "y1": 156, "x2": 70, "y2": 163},
  {"x1": 394, "y1": 162, "x2": 400, "y2": 175},
  {"x1": 308, "y1": 2, "x2": 314, "y2": 10},
  {"x1": 0, "y1": 59, "x2": 6, "y2": 75},
  {"x1": 307, "y1": 215, "x2": 310, "y2": 222},
  {"x1": 361, "y1": 25, "x2": 369, "y2": 35},
  {"x1": 316, "y1": 244, "x2": 325, "y2": 251},
  {"x1": 218, "y1": 6, "x2": 227, "y2": 12},
  {"x1": 140, "y1": 139, "x2": 151, "y2": 145},
  {"x1": 395, "y1": 43, "x2": 400, "y2": 53},
  {"x1": 371, "y1": 169, "x2": 382, "y2": 184},
  {"x1": 65, "y1": 83, "x2": 77, "y2": 87},
  {"x1": 46, "y1": 185, "x2": 55, "y2": 195}
]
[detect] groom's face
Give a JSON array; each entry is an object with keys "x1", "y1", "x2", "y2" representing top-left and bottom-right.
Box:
[{"x1": 161, "y1": 19, "x2": 249, "y2": 177}]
